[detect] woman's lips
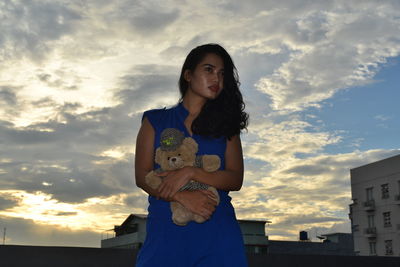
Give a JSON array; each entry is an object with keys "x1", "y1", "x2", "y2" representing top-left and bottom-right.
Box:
[{"x1": 209, "y1": 85, "x2": 220, "y2": 92}]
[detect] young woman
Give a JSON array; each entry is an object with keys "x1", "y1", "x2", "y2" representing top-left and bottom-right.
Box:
[{"x1": 135, "y1": 44, "x2": 249, "y2": 266}]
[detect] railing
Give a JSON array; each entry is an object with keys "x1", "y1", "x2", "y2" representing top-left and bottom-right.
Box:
[
  {"x1": 362, "y1": 200, "x2": 375, "y2": 211},
  {"x1": 364, "y1": 227, "x2": 377, "y2": 238}
]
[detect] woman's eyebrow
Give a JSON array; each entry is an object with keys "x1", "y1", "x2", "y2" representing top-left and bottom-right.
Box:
[
  {"x1": 202, "y1": 63, "x2": 215, "y2": 68},
  {"x1": 202, "y1": 63, "x2": 224, "y2": 71}
]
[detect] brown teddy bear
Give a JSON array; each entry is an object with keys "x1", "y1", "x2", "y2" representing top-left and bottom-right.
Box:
[{"x1": 145, "y1": 128, "x2": 220, "y2": 226}]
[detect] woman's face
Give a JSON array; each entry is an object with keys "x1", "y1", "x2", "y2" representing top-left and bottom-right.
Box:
[{"x1": 185, "y1": 53, "x2": 224, "y2": 100}]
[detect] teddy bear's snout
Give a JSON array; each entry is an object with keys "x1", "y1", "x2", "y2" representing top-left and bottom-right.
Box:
[{"x1": 169, "y1": 156, "x2": 183, "y2": 168}]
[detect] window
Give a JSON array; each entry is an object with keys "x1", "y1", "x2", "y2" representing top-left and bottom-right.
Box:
[
  {"x1": 352, "y1": 224, "x2": 359, "y2": 232},
  {"x1": 383, "y1": 212, "x2": 391, "y2": 227},
  {"x1": 368, "y1": 215, "x2": 375, "y2": 228},
  {"x1": 366, "y1": 187, "x2": 374, "y2": 201},
  {"x1": 369, "y1": 242, "x2": 376, "y2": 255},
  {"x1": 381, "y1": 184, "x2": 389, "y2": 199},
  {"x1": 385, "y1": 240, "x2": 393, "y2": 255},
  {"x1": 397, "y1": 181, "x2": 400, "y2": 200}
]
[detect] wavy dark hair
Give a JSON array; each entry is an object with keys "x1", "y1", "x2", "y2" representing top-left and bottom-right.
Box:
[{"x1": 179, "y1": 43, "x2": 248, "y2": 139}]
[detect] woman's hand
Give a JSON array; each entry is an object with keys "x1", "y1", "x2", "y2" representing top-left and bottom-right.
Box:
[
  {"x1": 173, "y1": 190, "x2": 217, "y2": 219},
  {"x1": 157, "y1": 166, "x2": 195, "y2": 199}
]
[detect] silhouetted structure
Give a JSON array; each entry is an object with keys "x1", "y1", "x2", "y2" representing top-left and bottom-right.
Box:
[
  {"x1": 1, "y1": 245, "x2": 400, "y2": 267},
  {"x1": 268, "y1": 233, "x2": 354, "y2": 256}
]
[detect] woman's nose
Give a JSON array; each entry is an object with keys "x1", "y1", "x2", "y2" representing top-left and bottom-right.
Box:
[{"x1": 212, "y1": 71, "x2": 220, "y2": 82}]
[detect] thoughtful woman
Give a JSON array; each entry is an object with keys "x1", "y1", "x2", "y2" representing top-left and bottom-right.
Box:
[{"x1": 135, "y1": 44, "x2": 249, "y2": 266}]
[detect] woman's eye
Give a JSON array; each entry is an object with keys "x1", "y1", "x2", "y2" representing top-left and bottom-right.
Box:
[{"x1": 205, "y1": 67, "x2": 212, "y2": 72}]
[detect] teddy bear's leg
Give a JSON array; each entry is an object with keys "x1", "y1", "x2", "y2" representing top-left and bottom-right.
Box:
[
  {"x1": 145, "y1": 171, "x2": 162, "y2": 189},
  {"x1": 207, "y1": 186, "x2": 220, "y2": 205},
  {"x1": 193, "y1": 214, "x2": 206, "y2": 223},
  {"x1": 170, "y1": 201, "x2": 192, "y2": 226},
  {"x1": 201, "y1": 155, "x2": 221, "y2": 172}
]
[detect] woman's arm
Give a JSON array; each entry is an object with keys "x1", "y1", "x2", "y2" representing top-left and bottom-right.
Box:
[
  {"x1": 157, "y1": 135, "x2": 244, "y2": 199},
  {"x1": 134, "y1": 117, "x2": 160, "y2": 197},
  {"x1": 135, "y1": 118, "x2": 217, "y2": 219}
]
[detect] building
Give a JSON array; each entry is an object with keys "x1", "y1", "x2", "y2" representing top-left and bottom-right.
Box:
[
  {"x1": 238, "y1": 219, "x2": 270, "y2": 253},
  {"x1": 267, "y1": 232, "x2": 354, "y2": 255},
  {"x1": 101, "y1": 214, "x2": 147, "y2": 249},
  {"x1": 349, "y1": 154, "x2": 400, "y2": 256},
  {"x1": 101, "y1": 214, "x2": 270, "y2": 253}
]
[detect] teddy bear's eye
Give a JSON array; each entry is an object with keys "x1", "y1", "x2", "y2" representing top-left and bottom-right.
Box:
[
  {"x1": 178, "y1": 154, "x2": 181, "y2": 156},
  {"x1": 167, "y1": 157, "x2": 170, "y2": 160}
]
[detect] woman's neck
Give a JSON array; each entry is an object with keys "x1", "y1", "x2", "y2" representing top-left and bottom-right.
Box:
[{"x1": 182, "y1": 92, "x2": 206, "y2": 116}]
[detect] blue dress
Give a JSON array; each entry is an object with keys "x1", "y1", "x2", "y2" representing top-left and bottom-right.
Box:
[{"x1": 136, "y1": 102, "x2": 248, "y2": 267}]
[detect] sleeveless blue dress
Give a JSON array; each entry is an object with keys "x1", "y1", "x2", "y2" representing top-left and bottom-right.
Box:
[{"x1": 136, "y1": 102, "x2": 248, "y2": 267}]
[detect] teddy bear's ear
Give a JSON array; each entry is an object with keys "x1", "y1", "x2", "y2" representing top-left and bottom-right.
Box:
[
  {"x1": 155, "y1": 148, "x2": 162, "y2": 164},
  {"x1": 183, "y1": 137, "x2": 198, "y2": 154}
]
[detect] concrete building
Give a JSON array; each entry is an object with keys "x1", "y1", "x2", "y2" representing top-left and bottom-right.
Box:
[
  {"x1": 101, "y1": 214, "x2": 147, "y2": 249},
  {"x1": 349, "y1": 154, "x2": 400, "y2": 256},
  {"x1": 101, "y1": 214, "x2": 270, "y2": 253},
  {"x1": 238, "y1": 219, "x2": 270, "y2": 254}
]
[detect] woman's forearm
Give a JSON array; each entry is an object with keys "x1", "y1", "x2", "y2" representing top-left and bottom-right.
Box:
[{"x1": 192, "y1": 167, "x2": 243, "y2": 191}]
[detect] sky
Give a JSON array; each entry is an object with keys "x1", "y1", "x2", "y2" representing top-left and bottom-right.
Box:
[{"x1": 0, "y1": 0, "x2": 400, "y2": 247}]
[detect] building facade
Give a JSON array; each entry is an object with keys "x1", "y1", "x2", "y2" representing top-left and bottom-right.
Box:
[
  {"x1": 101, "y1": 214, "x2": 270, "y2": 253},
  {"x1": 349, "y1": 154, "x2": 400, "y2": 256},
  {"x1": 101, "y1": 214, "x2": 147, "y2": 249}
]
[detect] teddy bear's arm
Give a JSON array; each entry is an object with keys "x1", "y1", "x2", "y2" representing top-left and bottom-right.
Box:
[{"x1": 145, "y1": 168, "x2": 164, "y2": 189}]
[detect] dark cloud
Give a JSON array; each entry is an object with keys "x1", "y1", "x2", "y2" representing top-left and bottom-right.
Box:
[
  {"x1": 0, "y1": 87, "x2": 17, "y2": 106},
  {"x1": 108, "y1": 1, "x2": 180, "y2": 35},
  {"x1": 159, "y1": 35, "x2": 204, "y2": 60},
  {"x1": 129, "y1": 9, "x2": 180, "y2": 34},
  {"x1": 55, "y1": 212, "x2": 79, "y2": 216},
  {"x1": 115, "y1": 65, "x2": 180, "y2": 113},
  {"x1": 0, "y1": 0, "x2": 81, "y2": 62},
  {"x1": 0, "y1": 196, "x2": 18, "y2": 210},
  {"x1": 284, "y1": 164, "x2": 331, "y2": 176},
  {"x1": 36, "y1": 70, "x2": 80, "y2": 91},
  {"x1": 124, "y1": 194, "x2": 148, "y2": 210}
]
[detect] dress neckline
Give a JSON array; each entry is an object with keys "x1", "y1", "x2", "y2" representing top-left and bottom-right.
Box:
[{"x1": 176, "y1": 102, "x2": 194, "y2": 137}]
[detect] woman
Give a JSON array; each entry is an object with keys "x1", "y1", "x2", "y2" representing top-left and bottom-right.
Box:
[{"x1": 135, "y1": 44, "x2": 249, "y2": 266}]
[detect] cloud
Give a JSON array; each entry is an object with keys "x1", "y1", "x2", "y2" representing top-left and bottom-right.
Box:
[
  {"x1": 0, "y1": 0, "x2": 81, "y2": 63},
  {"x1": 0, "y1": 86, "x2": 17, "y2": 106},
  {"x1": 0, "y1": 62, "x2": 185, "y2": 203},
  {"x1": 115, "y1": 64, "x2": 181, "y2": 114},
  {"x1": 243, "y1": 116, "x2": 342, "y2": 165},
  {"x1": 0, "y1": 196, "x2": 18, "y2": 210},
  {"x1": 1, "y1": 0, "x2": 399, "y2": 246},
  {"x1": 232, "y1": 148, "x2": 400, "y2": 239},
  {"x1": 253, "y1": 2, "x2": 400, "y2": 111},
  {"x1": 0, "y1": 215, "x2": 101, "y2": 247}
]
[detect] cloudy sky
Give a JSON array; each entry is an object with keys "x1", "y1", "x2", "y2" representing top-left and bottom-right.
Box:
[{"x1": 1, "y1": 0, "x2": 400, "y2": 247}]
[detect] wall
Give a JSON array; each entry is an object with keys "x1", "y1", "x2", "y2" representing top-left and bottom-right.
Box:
[{"x1": 1, "y1": 245, "x2": 400, "y2": 267}]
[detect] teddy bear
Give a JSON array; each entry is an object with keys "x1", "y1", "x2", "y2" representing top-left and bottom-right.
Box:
[{"x1": 145, "y1": 128, "x2": 221, "y2": 226}]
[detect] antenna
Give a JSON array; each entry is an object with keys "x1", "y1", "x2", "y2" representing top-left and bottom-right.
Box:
[{"x1": 3, "y1": 227, "x2": 6, "y2": 245}]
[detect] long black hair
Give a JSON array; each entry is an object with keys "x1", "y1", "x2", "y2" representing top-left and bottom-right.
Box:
[{"x1": 178, "y1": 44, "x2": 248, "y2": 139}]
